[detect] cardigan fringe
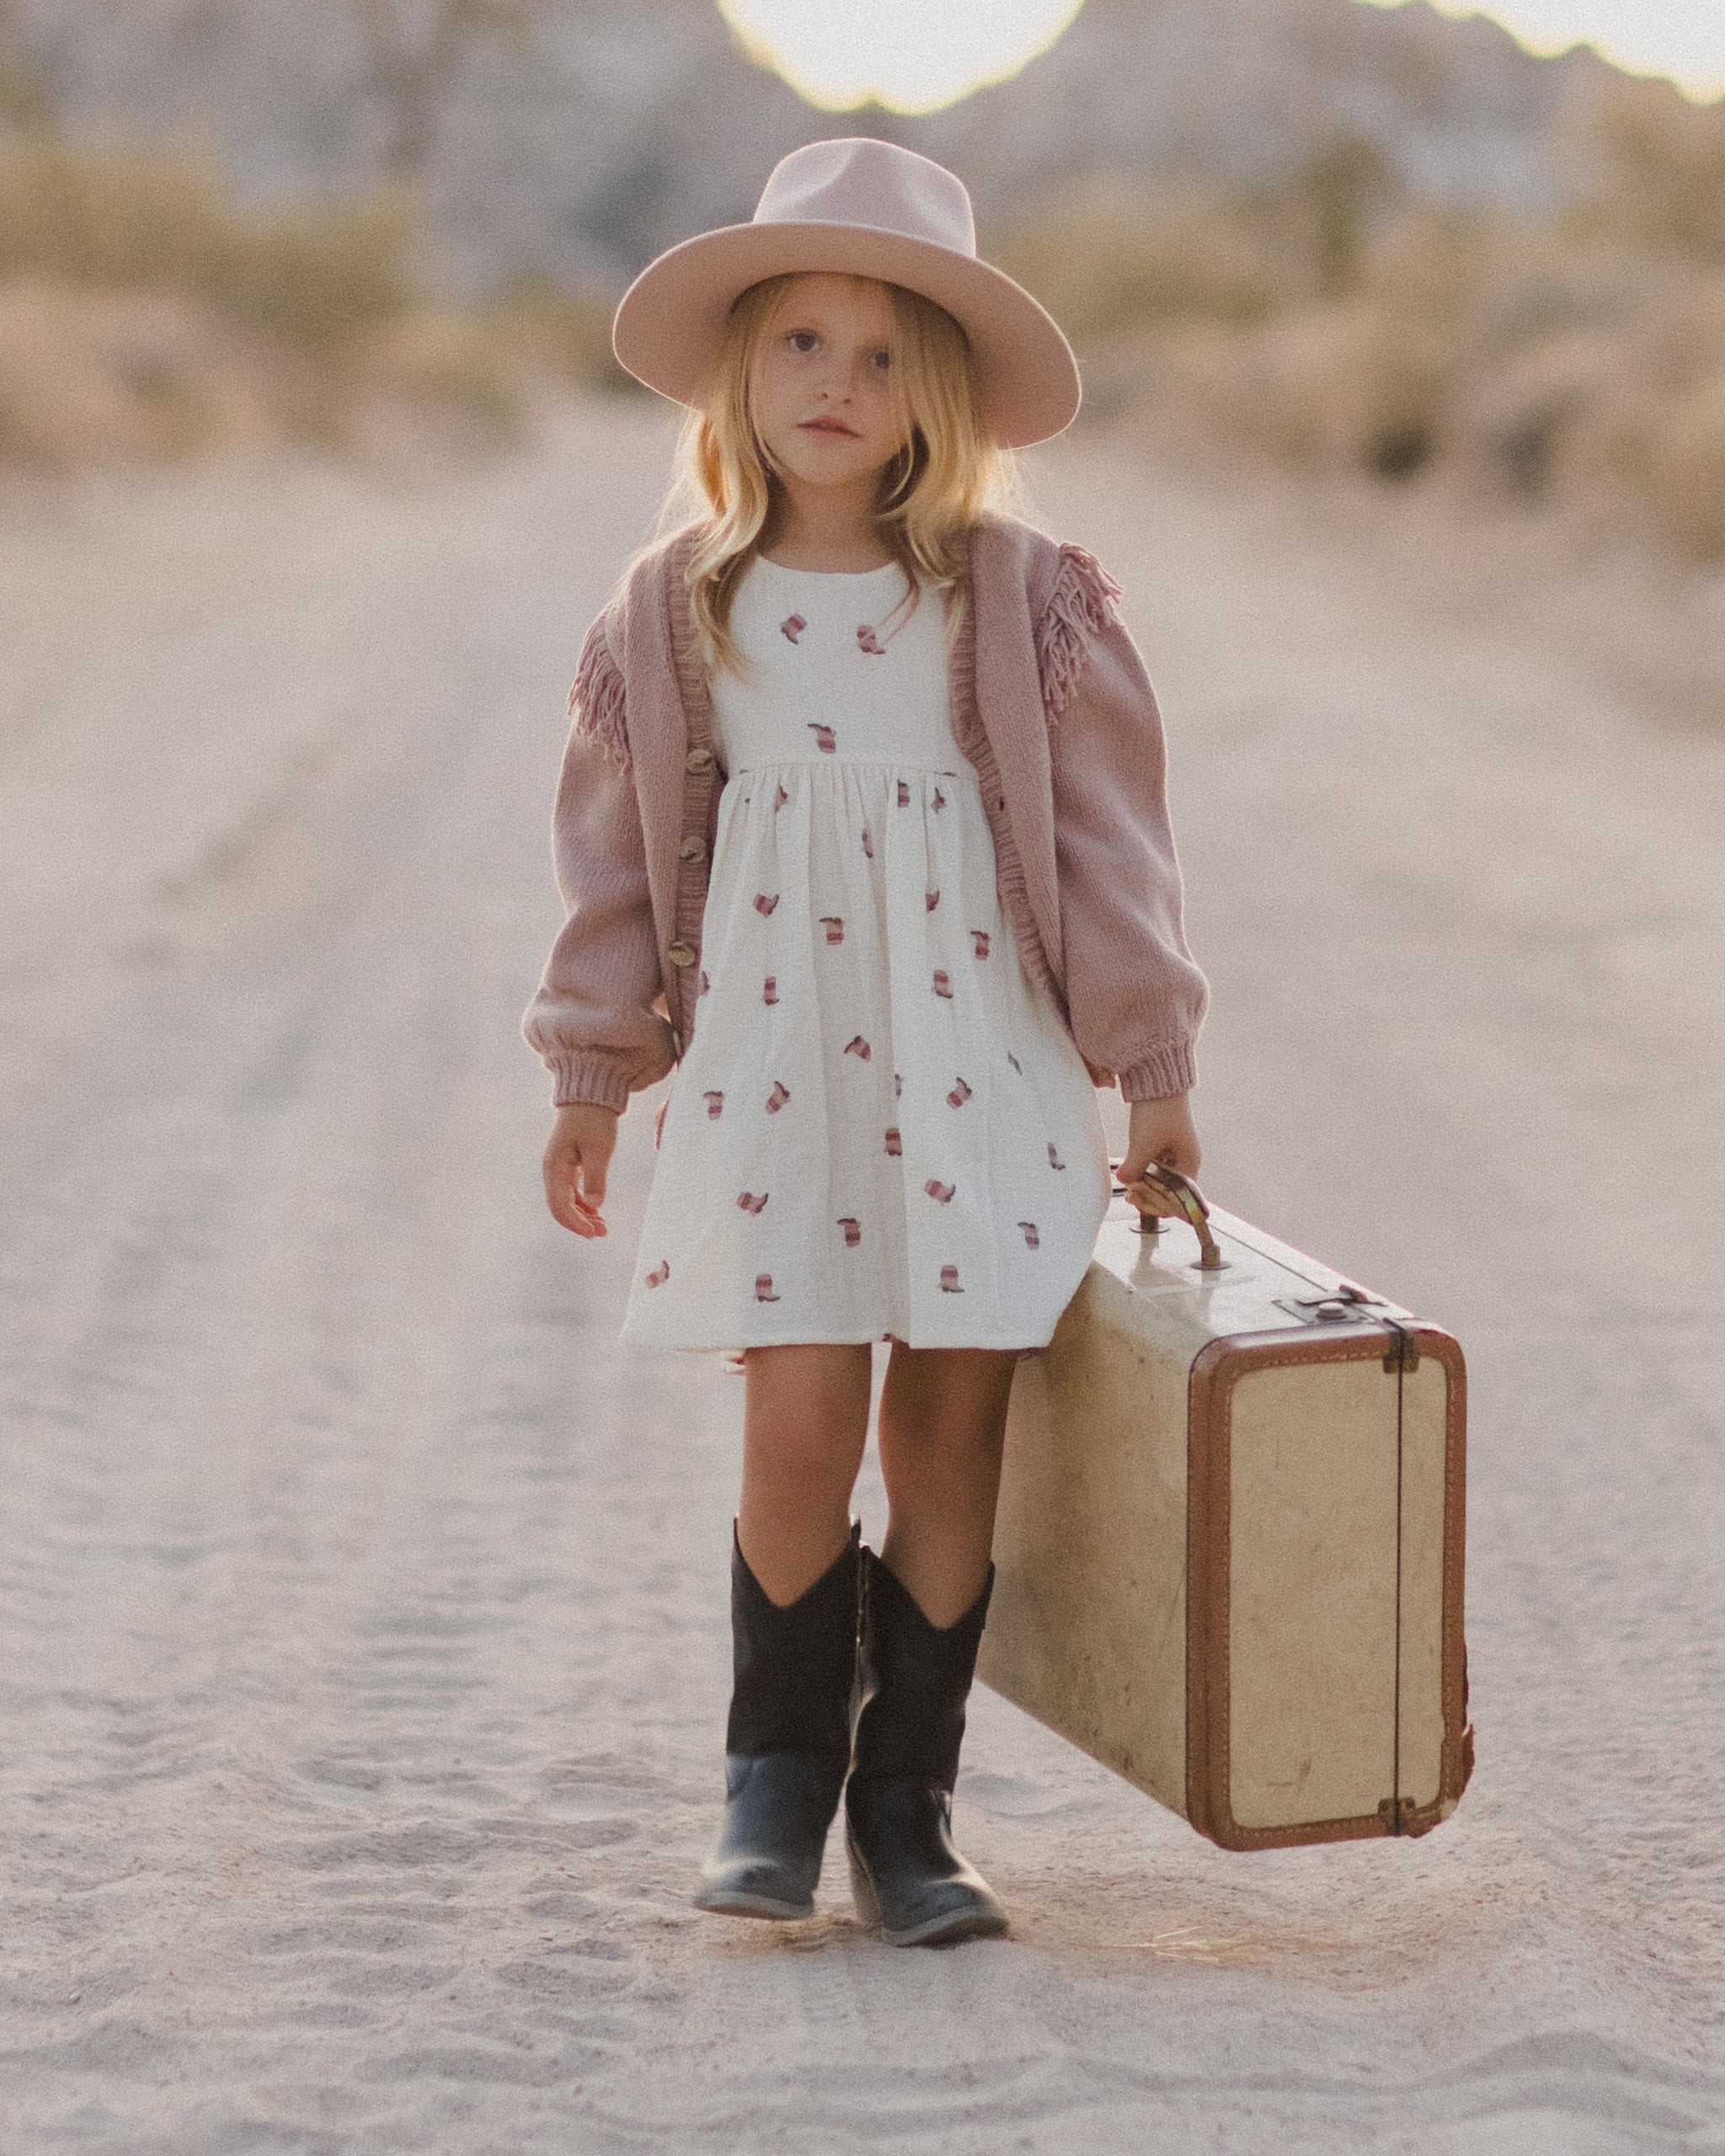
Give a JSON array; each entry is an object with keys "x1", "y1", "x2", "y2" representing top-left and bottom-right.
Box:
[
  {"x1": 1035, "y1": 542, "x2": 1124, "y2": 719},
  {"x1": 569, "y1": 616, "x2": 632, "y2": 771}
]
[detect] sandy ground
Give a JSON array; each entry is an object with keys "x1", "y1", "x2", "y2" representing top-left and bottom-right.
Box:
[{"x1": 1, "y1": 398, "x2": 1722, "y2": 2154}]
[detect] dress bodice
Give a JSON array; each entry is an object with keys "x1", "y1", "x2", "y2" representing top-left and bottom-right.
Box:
[{"x1": 708, "y1": 556, "x2": 956, "y2": 776}]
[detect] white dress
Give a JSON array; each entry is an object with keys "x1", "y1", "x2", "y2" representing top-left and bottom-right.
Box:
[{"x1": 619, "y1": 554, "x2": 1111, "y2": 1353}]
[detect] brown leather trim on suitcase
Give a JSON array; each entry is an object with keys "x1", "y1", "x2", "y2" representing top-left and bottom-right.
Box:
[
  {"x1": 1184, "y1": 1324, "x2": 1469, "y2": 1853},
  {"x1": 1405, "y1": 1328, "x2": 1471, "y2": 1838}
]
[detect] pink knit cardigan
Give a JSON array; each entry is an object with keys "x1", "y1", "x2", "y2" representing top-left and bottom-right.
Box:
[{"x1": 522, "y1": 512, "x2": 1209, "y2": 1112}]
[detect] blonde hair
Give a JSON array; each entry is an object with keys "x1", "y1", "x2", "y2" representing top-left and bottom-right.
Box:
[{"x1": 671, "y1": 273, "x2": 1012, "y2": 676}]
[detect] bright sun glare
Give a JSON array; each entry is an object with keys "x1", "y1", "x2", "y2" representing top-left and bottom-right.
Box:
[
  {"x1": 717, "y1": 0, "x2": 1087, "y2": 115},
  {"x1": 720, "y1": 0, "x2": 1725, "y2": 111}
]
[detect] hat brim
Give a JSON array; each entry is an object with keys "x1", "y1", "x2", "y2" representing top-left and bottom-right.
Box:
[{"x1": 611, "y1": 221, "x2": 1081, "y2": 451}]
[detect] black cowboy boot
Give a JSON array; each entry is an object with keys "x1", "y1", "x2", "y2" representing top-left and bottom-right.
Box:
[
  {"x1": 845, "y1": 1547, "x2": 1008, "y2": 1946},
  {"x1": 695, "y1": 1521, "x2": 861, "y2": 1921}
]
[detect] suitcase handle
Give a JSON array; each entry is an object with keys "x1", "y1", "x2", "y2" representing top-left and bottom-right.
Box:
[{"x1": 1117, "y1": 1164, "x2": 1225, "y2": 1269}]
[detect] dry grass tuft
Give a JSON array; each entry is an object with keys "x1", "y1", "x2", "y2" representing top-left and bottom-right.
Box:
[
  {"x1": 1006, "y1": 90, "x2": 1725, "y2": 562},
  {"x1": 0, "y1": 141, "x2": 417, "y2": 347},
  {"x1": 996, "y1": 179, "x2": 1291, "y2": 342},
  {"x1": 0, "y1": 139, "x2": 623, "y2": 474},
  {"x1": 0, "y1": 280, "x2": 332, "y2": 467}
]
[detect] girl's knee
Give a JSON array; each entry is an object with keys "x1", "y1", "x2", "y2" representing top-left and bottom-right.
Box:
[
  {"x1": 745, "y1": 1410, "x2": 864, "y2": 1482},
  {"x1": 883, "y1": 1406, "x2": 1007, "y2": 1467}
]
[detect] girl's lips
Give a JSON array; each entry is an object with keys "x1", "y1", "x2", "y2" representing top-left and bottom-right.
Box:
[{"x1": 799, "y1": 419, "x2": 859, "y2": 438}]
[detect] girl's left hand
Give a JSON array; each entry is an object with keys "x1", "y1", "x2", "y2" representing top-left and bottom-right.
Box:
[
  {"x1": 542, "y1": 1101, "x2": 619, "y2": 1237},
  {"x1": 1116, "y1": 1091, "x2": 1202, "y2": 1187}
]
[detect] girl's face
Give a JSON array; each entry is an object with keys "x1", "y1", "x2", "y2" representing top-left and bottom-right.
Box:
[{"x1": 750, "y1": 274, "x2": 910, "y2": 497}]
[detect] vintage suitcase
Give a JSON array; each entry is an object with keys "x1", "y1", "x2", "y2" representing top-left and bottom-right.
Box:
[{"x1": 978, "y1": 1170, "x2": 1472, "y2": 1851}]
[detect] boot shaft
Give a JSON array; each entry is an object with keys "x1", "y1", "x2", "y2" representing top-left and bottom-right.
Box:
[
  {"x1": 725, "y1": 1522, "x2": 862, "y2": 1761},
  {"x1": 851, "y1": 1548, "x2": 994, "y2": 1791}
]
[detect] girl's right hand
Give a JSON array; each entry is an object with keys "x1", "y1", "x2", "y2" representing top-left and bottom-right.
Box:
[
  {"x1": 1117, "y1": 1091, "x2": 1202, "y2": 1188},
  {"x1": 542, "y1": 1102, "x2": 619, "y2": 1237}
]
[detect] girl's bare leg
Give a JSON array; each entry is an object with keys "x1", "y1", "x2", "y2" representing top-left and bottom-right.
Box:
[
  {"x1": 738, "y1": 1342, "x2": 873, "y2": 1606},
  {"x1": 875, "y1": 1343, "x2": 1019, "y2": 1625}
]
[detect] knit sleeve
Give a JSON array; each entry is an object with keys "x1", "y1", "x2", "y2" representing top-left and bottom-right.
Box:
[
  {"x1": 1044, "y1": 583, "x2": 1210, "y2": 1101},
  {"x1": 520, "y1": 612, "x2": 676, "y2": 1111}
]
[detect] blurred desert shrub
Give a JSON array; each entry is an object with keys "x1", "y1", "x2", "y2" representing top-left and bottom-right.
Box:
[
  {"x1": 999, "y1": 180, "x2": 1293, "y2": 341},
  {"x1": 1001, "y1": 83, "x2": 1725, "y2": 561},
  {"x1": 1561, "y1": 72, "x2": 1725, "y2": 259},
  {"x1": 0, "y1": 139, "x2": 621, "y2": 471},
  {"x1": 0, "y1": 141, "x2": 415, "y2": 340}
]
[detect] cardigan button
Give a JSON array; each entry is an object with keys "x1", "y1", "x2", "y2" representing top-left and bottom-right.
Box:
[
  {"x1": 668, "y1": 940, "x2": 698, "y2": 967},
  {"x1": 678, "y1": 833, "x2": 707, "y2": 862},
  {"x1": 685, "y1": 746, "x2": 714, "y2": 773}
]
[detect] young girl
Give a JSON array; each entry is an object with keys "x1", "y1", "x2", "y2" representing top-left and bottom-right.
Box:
[{"x1": 524, "y1": 139, "x2": 1208, "y2": 1947}]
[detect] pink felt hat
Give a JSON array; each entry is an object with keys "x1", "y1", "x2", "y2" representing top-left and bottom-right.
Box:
[{"x1": 611, "y1": 137, "x2": 1081, "y2": 450}]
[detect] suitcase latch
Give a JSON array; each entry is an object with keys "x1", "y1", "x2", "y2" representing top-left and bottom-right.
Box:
[
  {"x1": 1272, "y1": 1283, "x2": 1386, "y2": 1326},
  {"x1": 1379, "y1": 1318, "x2": 1422, "y2": 1373},
  {"x1": 1378, "y1": 1795, "x2": 1417, "y2": 1833}
]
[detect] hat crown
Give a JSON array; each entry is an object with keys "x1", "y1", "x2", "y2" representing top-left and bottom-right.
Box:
[{"x1": 751, "y1": 137, "x2": 977, "y2": 261}]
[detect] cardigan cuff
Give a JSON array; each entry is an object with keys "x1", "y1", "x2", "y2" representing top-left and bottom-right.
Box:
[
  {"x1": 549, "y1": 1052, "x2": 634, "y2": 1113},
  {"x1": 1117, "y1": 1038, "x2": 1198, "y2": 1102}
]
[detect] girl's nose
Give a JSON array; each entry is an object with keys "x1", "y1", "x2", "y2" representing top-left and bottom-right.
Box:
[{"x1": 816, "y1": 349, "x2": 870, "y2": 403}]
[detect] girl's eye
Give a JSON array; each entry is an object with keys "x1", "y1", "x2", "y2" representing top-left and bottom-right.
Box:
[{"x1": 782, "y1": 330, "x2": 890, "y2": 367}]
